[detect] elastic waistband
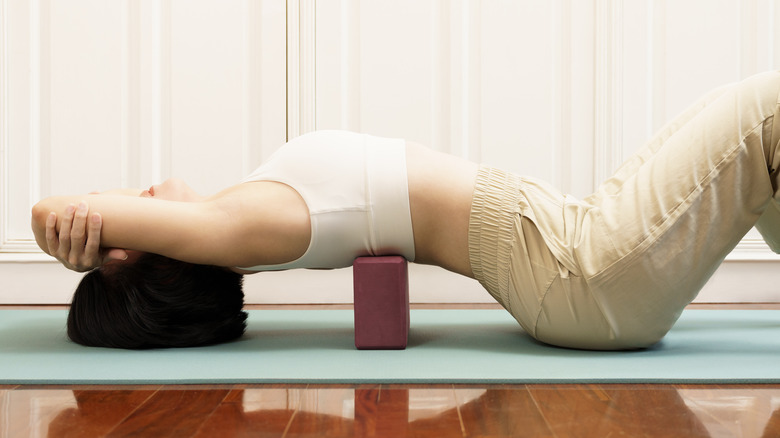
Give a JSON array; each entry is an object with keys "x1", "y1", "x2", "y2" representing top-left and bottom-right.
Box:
[{"x1": 467, "y1": 166, "x2": 523, "y2": 305}]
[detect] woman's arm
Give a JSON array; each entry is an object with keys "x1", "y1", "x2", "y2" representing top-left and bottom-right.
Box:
[
  {"x1": 32, "y1": 195, "x2": 232, "y2": 267},
  {"x1": 31, "y1": 182, "x2": 311, "y2": 269}
]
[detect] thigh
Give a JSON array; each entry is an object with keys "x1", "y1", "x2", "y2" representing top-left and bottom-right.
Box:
[
  {"x1": 584, "y1": 71, "x2": 780, "y2": 340},
  {"x1": 586, "y1": 83, "x2": 733, "y2": 205},
  {"x1": 593, "y1": 71, "x2": 780, "y2": 262}
]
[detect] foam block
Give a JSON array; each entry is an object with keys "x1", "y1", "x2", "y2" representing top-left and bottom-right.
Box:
[{"x1": 353, "y1": 256, "x2": 409, "y2": 350}]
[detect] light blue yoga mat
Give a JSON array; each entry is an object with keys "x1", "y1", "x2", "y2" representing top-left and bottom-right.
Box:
[{"x1": 0, "y1": 309, "x2": 778, "y2": 384}]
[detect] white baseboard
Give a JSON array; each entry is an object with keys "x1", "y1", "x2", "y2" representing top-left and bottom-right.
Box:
[{"x1": 0, "y1": 259, "x2": 778, "y2": 305}]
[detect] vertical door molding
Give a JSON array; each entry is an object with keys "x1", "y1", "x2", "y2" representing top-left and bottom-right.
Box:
[
  {"x1": 0, "y1": 0, "x2": 10, "y2": 253},
  {"x1": 0, "y1": 0, "x2": 51, "y2": 256},
  {"x1": 775, "y1": 0, "x2": 780, "y2": 66},
  {"x1": 649, "y1": 0, "x2": 666, "y2": 136},
  {"x1": 241, "y1": 0, "x2": 287, "y2": 172},
  {"x1": 120, "y1": 0, "x2": 141, "y2": 189},
  {"x1": 429, "y1": 0, "x2": 449, "y2": 154},
  {"x1": 312, "y1": 0, "x2": 361, "y2": 133},
  {"x1": 253, "y1": 0, "x2": 286, "y2": 165},
  {"x1": 0, "y1": 0, "x2": 9, "y2": 252},
  {"x1": 593, "y1": 0, "x2": 624, "y2": 187},
  {"x1": 740, "y1": 0, "x2": 759, "y2": 78},
  {"x1": 150, "y1": 0, "x2": 172, "y2": 184},
  {"x1": 551, "y1": 0, "x2": 573, "y2": 195},
  {"x1": 455, "y1": 0, "x2": 482, "y2": 162},
  {"x1": 242, "y1": 0, "x2": 262, "y2": 175},
  {"x1": 28, "y1": 0, "x2": 42, "y2": 212},
  {"x1": 340, "y1": 0, "x2": 361, "y2": 133},
  {"x1": 287, "y1": 0, "x2": 317, "y2": 139},
  {"x1": 738, "y1": 0, "x2": 779, "y2": 76},
  {"x1": 27, "y1": 0, "x2": 51, "y2": 252},
  {"x1": 730, "y1": 0, "x2": 778, "y2": 259}
]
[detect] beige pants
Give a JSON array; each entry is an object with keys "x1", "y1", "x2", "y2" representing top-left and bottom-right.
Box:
[{"x1": 468, "y1": 70, "x2": 780, "y2": 350}]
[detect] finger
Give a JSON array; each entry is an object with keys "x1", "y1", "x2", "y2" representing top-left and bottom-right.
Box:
[
  {"x1": 58, "y1": 204, "x2": 76, "y2": 257},
  {"x1": 70, "y1": 202, "x2": 89, "y2": 251},
  {"x1": 45, "y1": 212, "x2": 59, "y2": 254},
  {"x1": 83, "y1": 212, "x2": 102, "y2": 265}
]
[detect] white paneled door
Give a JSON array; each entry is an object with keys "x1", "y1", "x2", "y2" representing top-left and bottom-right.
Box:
[
  {"x1": 2, "y1": 0, "x2": 779, "y2": 304},
  {"x1": 1, "y1": 0, "x2": 288, "y2": 303}
]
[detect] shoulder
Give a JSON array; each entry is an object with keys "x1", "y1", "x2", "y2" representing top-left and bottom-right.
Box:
[{"x1": 208, "y1": 182, "x2": 311, "y2": 268}]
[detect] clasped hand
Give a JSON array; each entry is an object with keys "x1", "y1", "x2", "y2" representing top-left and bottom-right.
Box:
[{"x1": 45, "y1": 202, "x2": 127, "y2": 272}]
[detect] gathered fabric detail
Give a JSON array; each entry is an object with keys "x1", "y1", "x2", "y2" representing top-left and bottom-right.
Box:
[{"x1": 468, "y1": 166, "x2": 522, "y2": 310}]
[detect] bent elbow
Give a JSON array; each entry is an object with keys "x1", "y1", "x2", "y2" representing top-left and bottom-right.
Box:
[
  {"x1": 31, "y1": 201, "x2": 45, "y2": 229},
  {"x1": 31, "y1": 199, "x2": 52, "y2": 229},
  {"x1": 31, "y1": 199, "x2": 54, "y2": 252}
]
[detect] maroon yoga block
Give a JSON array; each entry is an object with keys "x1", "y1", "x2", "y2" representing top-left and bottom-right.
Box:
[{"x1": 353, "y1": 256, "x2": 409, "y2": 350}]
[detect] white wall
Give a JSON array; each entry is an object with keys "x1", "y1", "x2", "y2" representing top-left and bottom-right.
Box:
[{"x1": 2, "y1": 0, "x2": 780, "y2": 304}]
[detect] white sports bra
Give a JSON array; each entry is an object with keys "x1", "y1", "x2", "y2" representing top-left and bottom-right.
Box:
[{"x1": 239, "y1": 130, "x2": 416, "y2": 271}]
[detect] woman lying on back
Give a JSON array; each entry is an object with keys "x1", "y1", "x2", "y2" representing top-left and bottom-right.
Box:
[
  {"x1": 33, "y1": 71, "x2": 780, "y2": 350},
  {"x1": 33, "y1": 131, "x2": 478, "y2": 348}
]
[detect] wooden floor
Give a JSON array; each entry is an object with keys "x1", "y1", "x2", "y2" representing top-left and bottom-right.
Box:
[
  {"x1": 4, "y1": 383, "x2": 780, "y2": 437},
  {"x1": 3, "y1": 304, "x2": 779, "y2": 437}
]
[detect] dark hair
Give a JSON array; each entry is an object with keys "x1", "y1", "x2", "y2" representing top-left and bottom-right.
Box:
[{"x1": 68, "y1": 253, "x2": 247, "y2": 349}]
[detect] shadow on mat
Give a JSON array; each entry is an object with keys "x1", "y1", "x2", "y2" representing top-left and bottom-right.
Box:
[{"x1": 203, "y1": 320, "x2": 534, "y2": 353}]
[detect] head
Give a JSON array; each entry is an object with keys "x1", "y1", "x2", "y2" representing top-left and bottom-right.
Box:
[{"x1": 68, "y1": 253, "x2": 247, "y2": 349}]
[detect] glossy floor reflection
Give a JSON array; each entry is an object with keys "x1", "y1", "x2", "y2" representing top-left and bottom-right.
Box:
[{"x1": 2, "y1": 384, "x2": 780, "y2": 437}]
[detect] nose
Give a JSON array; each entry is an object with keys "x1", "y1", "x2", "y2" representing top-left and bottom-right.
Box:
[{"x1": 159, "y1": 178, "x2": 183, "y2": 189}]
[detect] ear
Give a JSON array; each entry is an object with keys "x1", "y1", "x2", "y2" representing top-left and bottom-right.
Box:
[{"x1": 105, "y1": 248, "x2": 129, "y2": 261}]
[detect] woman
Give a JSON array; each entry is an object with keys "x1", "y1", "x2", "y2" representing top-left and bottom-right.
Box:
[{"x1": 32, "y1": 71, "x2": 780, "y2": 350}]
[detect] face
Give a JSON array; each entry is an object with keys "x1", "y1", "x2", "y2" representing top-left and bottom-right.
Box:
[{"x1": 140, "y1": 178, "x2": 202, "y2": 202}]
